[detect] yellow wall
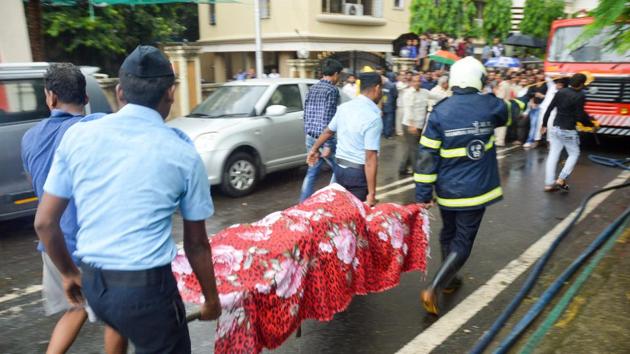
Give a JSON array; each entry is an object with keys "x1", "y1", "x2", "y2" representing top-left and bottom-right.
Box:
[{"x1": 198, "y1": 0, "x2": 410, "y2": 43}]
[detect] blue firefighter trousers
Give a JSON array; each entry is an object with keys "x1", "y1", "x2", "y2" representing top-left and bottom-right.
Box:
[{"x1": 439, "y1": 208, "x2": 486, "y2": 268}]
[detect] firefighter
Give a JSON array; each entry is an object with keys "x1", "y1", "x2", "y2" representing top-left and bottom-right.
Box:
[{"x1": 415, "y1": 57, "x2": 527, "y2": 315}]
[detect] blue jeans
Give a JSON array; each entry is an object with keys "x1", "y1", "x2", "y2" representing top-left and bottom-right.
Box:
[
  {"x1": 81, "y1": 265, "x2": 191, "y2": 354},
  {"x1": 299, "y1": 135, "x2": 337, "y2": 202},
  {"x1": 383, "y1": 111, "x2": 395, "y2": 138},
  {"x1": 545, "y1": 126, "x2": 580, "y2": 186},
  {"x1": 526, "y1": 107, "x2": 540, "y2": 143}
]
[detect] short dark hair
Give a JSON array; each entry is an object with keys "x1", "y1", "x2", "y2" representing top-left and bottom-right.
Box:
[
  {"x1": 359, "y1": 72, "x2": 382, "y2": 92},
  {"x1": 570, "y1": 73, "x2": 587, "y2": 88},
  {"x1": 44, "y1": 63, "x2": 87, "y2": 105},
  {"x1": 322, "y1": 59, "x2": 343, "y2": 76},
  {"x1": 118, "y1": 70, "x2": 175, "y2": 108}
]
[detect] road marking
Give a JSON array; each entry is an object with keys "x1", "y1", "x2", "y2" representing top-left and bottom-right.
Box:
[
  {"x1": 0, "y1": 285, "x2": 43, "y2": 304},
  {"x1": 377, "y1": 177, "x2": 413, "y2": 192},
  {"x1": 395, "y1": 170, "x2": 630, "y2": 354}
]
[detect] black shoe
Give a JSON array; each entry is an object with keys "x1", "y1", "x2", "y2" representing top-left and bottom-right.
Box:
[
  {"x1": 555, "y1": 182, "x2": 569, "y2": 193},
  {"x1": 421, "y1": 252, "x2": 461, "y2": 315}
]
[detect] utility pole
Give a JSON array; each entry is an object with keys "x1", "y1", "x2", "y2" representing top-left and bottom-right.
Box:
[{"x1": 253, "y1": 0, "x2": 263, "y2": 77}]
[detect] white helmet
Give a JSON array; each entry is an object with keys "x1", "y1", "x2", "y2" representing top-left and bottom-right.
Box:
[{"x1": 448, "y1": 56, "x2": 487, "y2": 91}]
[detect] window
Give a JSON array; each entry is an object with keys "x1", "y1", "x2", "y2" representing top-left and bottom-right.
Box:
[
  {"x1": 260, "y1": 0, "x2": 270, "y2": 19},
  {"x1": 548, "y1": 25, "x2": 630, "y2": 63},
  {"x1": 0, "y1": 79, "x2": 49, "y2": 125},
  {"x1": 321, "y1": 0, "x2": 374, "y2": 16},
  {"x1": 394, "y1": 0, "x2": 404, "y2": 9},
  {"x1": 209, "y1": 4, "x2": 216, "y2": 25},
  {"x1": 266, "y1": 85, "x2": 303, "y2": 113}
]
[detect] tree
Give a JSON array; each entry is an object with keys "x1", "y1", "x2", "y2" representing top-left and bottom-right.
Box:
[
  {"x1": 461, "y1": 0, "x2": 481, "y2": 38},
  {"x1": 521, "y1": 0, "x2": 564, "y2": 38},
  {"x1": 410, "y1": 0, "x2": 439, "y2": 34},
  {"x1": 35, "y1": 1, "x2": 198, "y2": 74},
  {"x1": 26, "y1": 0, "x2": 45, "y2": 61},
  {"x1": 482, "y1": 0, "x2": 512, "y2": 41},
  {"x1": 575, "y1": 0, "x2": 629, "y2": 53},
  {"x1": 410, "y1": 0, "x2": 480, "y2": 37}
]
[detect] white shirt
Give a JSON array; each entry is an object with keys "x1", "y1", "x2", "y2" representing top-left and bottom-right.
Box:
[
  {"x1": 342, "y1": 83, "x2": 358, "y2": 98},
  {"x1": 428, "y1": 85, "x2": 451, "y2": 111},
  {"x1": 396, "y1": 82, "x2": 408, "y2": 107},
  {"x1": 402, "y1": 87, "x2": 429, "y2": 129}
]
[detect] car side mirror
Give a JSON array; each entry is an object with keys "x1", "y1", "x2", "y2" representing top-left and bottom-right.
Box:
[{"x1": 264, "y1": 105, "x2": 287, "y2": 117}]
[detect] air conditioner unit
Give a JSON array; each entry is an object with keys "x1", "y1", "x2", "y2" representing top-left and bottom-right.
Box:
[{"x1": 343, "y1": 3, "x2": 364, "y2": 16}]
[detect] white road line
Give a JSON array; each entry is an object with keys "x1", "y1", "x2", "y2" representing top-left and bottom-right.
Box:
[
  {"x1": 395, "y1": 170, "x2": 630, "y2": 354},
  {"x1": 377, "y1": 177, "x2": 413, "y2": 192},
  {"x1": 0, "y1": 285, "x2": 43, "y2": 304}
]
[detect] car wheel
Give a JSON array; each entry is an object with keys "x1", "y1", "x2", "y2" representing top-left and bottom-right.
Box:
[{"x1": 221, "y1": 152, "x2": 259, "y2": 197}]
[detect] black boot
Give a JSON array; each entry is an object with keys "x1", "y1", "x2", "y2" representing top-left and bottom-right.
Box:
[
  {"x1": 440, "y1": 246, "x2": 462, "y2": 294},
  {"x1": 421, "y1": 252, "x2": 461, "y2": 315}
]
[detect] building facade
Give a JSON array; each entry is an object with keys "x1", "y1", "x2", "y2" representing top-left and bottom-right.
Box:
[{"x1": 197, "y1": 0, "x2": 411, "y2": 82}]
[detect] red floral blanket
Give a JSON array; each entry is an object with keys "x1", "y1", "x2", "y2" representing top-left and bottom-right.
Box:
[{"x1": 172, "y1": 184, "x2": 430, "y2": 353}]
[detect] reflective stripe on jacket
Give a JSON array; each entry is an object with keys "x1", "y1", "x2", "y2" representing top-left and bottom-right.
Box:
[{"x1": 414, "y1": 88, "x2": 526, "y2": 210}]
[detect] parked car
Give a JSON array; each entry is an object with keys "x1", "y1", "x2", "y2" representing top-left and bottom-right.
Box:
[
  {"x1": 0, "y1": 63, "x2": 112, "y2": 221},
  {"x1": 168, "y1": 78, "x2": 350, "y2": 197}
]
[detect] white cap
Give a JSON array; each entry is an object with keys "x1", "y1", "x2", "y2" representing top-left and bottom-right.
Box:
[{"x1": 448, "y1": 56, "x2": 487, "y2": 91}]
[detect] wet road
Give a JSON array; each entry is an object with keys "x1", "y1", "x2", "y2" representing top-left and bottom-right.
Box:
[{"x1": 1, "y1": 136, "x2": 628, "y2": 354}]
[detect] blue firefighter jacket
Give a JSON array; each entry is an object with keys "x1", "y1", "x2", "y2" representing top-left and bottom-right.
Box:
[{"x1": 414, "y1": 87, "x2": 527, "y2": 210}]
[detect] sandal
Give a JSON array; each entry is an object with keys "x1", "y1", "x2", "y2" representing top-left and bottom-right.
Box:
[
  {"x1": 555, "y1": 182, "x2": 570, "y2": 193},
  {"x1": 544, "y1": 185, "x2": 558, "y2": 192}
]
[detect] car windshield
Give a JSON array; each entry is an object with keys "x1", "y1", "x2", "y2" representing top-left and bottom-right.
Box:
[
  {"x1": 189, "y1": 85, "x2": 267, "y2": 118},
  {"x1": 548, "y1": 25, "x2": 630, "y2": 63}
]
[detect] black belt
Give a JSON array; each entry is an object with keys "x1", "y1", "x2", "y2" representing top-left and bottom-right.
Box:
[
  {"x1": 336, "y1": 158, "x2": 364, "y2": 169},
  {"x1": 81, "y1": 263, "x2": 172, "y2": 287}
]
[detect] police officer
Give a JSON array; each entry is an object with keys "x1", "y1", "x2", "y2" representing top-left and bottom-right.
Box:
[{"x1": 414, "y1": 57, "x2": 527, "y2": 315}]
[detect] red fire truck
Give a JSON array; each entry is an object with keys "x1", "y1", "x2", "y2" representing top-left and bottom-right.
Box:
[{"x1": 545, "y1": 17, "x2": 630, "y2": 136}]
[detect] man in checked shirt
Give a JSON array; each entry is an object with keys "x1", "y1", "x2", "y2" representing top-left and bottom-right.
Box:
[{"x1": 299, "y1": 59, "x2": 344, "y2": 202}]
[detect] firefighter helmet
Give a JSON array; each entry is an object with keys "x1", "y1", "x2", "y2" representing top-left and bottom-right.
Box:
[{"x1": 448, "y1": 56, "x2": 487, "y2": 91}]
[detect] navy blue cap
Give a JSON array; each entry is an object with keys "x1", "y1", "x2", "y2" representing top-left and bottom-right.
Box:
[
  {"x1": 120, "y1": 45, "x2": 174, "y2": 78},
  {"x1": 359, "y1": 72, "x2": 382, "y2": 89}
]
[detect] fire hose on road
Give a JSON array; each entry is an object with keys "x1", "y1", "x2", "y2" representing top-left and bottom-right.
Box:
[{"x1": 470, "y1": 154, "x2": 630, "y2": 354}]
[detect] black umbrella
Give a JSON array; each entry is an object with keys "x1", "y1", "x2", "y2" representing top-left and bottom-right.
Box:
[{"x1": 505, "y1": 34, "x2": 547, "y2": 48}]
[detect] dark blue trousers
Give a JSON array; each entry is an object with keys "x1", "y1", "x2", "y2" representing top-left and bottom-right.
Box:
[
  {"x1": 383, "y1": 111, "x2": 396, "y2": 138},
  {"x1": 439, "y1": 208, "x2": 486, "y2": 268},
  {"x1": 334, "y1": 165, "x2": 368, "y2": 201},
  {"x1": 81, "y1": 264, "x2": 191, "y2": 354}
]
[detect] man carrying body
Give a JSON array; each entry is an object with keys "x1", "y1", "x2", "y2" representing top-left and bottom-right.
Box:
[
  {"x1": 306, "y1": 72, "x2": 383, "y2": 206},
  {"x1": 22, "y1": 63, "x2": 127, "y2": 354},
  {"x1": 299, "y1": 59, "x2": 343, "y2": 202},
  {"x1": 415, "y1": 57, "x2": 527, "y2": 315},
  {"x1": 34, "y1": 46, "x2": 221, "y2": 353}
]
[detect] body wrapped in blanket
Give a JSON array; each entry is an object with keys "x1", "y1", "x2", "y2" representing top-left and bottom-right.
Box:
[{"x1": 173, "y1": 184, "x2": 430, "y2": 353}]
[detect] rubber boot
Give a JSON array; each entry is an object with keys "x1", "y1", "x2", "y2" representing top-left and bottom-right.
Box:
[
  {"x1": 440, "y1": 245, "x2": 462, "y2": 294},
  {"x1": 421, "y1": 252, "x2": 460, "y2": 316}
]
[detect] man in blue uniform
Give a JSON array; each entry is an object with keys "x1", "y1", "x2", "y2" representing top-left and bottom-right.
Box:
[
  {"x1": 414, "y1": 57, "x2": 527, "y2": 315},
  {"x1": 34, "y1": 46, "x2": 221, "y2": 353},
  {"x1": 22, "y1": 63, "x2": 126, "y2": 354}
]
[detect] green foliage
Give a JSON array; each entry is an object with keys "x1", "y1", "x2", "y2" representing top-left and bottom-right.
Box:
[
  {"x1": 410, "y1": 0, "x2": 481, "y2": 37},
  {"x1": 521, "y1": 0, "x2": 565, "y2": 38},
  {"x1": 40, "y1": 1, "x2": 198, "y2": 74},
  {"x1": 410, "y1": 0, "x2": 438, "y2": 34},
  {"x1": 482, "y1": 0, "x2": 511, "y2": 41},
  {"x1": 575, "y1": 0, "x2": 630, "y2": 53},
  {"x1": 461, "y1": 0, "x2": 481, "y2": 37}
]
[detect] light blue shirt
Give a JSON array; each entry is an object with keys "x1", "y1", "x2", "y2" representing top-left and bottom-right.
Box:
[
  {"x1": 44, "y1": 104, "x2": 214, "y2": 270},
  {"x1": 328, "y1": 95, "x2": 383, "y2": 165}
]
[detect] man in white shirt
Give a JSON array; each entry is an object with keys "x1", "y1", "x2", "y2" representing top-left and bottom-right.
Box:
[
  {"x1": 428, "y1": 75, "x2": 451, "y2": 112},
  {"x1": 399, "y1": 75, "x2": 429, "y2": 175},
  {"x1": 395, "y1": 72, "x2": 409, "y2": 136},
  {"x1": 342, "y1": 74, "x2": 358, "y2": 98}
]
